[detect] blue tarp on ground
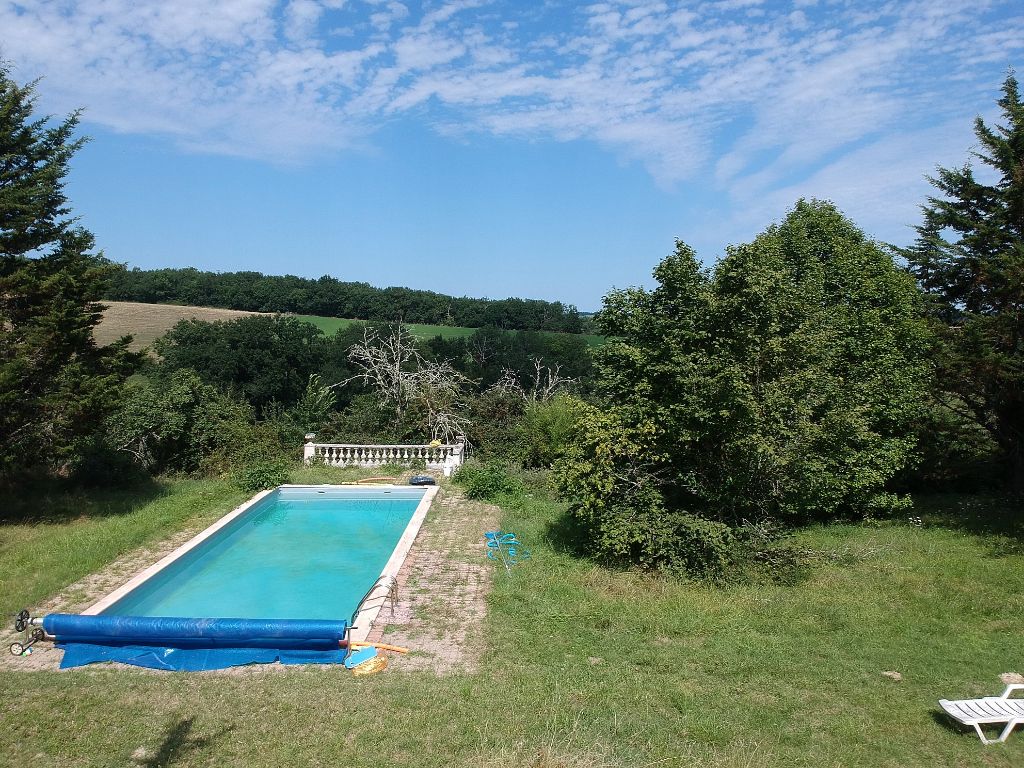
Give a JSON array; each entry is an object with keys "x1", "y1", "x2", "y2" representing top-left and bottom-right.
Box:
[{"x1": 44, "y1": 614, "x2": 349, "y2": 671}]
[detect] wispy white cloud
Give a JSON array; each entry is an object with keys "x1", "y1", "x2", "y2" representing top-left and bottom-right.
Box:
[{"x1": 1, "y1": 0, "x2": 1021, "y2": 218}]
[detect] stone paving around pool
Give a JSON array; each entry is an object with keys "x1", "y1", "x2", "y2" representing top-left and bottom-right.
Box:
[
  {"x1": 0, "y1": 484, "x2": 500, "y2": 675},
  {"x1": 365, "y1": 489, "x2": 500, "y2": 674}
]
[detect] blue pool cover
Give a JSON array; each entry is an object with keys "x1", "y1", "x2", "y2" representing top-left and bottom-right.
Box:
[{"x1": 45, "y1": 614, "x2": 349, "y2": 671}]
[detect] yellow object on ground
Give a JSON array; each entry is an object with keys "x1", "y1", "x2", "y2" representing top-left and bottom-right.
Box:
[
  {"x1": 349, "y1": 641, "x2": 409, "y2": 654},
  {"x1": 350, "y1": 654, "x2": 388, "y2": 676},
  {"x1": 356, "y1": 477, "x2": 398, "y2": 484}
]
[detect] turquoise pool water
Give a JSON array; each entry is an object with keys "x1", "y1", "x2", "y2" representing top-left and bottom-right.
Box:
[{"x1": 102, "y1": 487, "x2": 424, "y2": 621}]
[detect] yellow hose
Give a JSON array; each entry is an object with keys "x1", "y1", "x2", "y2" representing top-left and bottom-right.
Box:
[{"x1": 349, "y1": 641, "x2": 409, "y2": 654}]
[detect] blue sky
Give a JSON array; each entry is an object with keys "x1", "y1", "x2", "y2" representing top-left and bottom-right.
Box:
[{"x1": 2, "y1": 1, "x2": 1022, "y2": 311}]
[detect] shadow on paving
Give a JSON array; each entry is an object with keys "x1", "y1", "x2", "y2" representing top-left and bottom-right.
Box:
[
  {"x1": 138, "y1": 716, "x2": 234, "y2": 768},
  {"x1": 0, "y1": 475, "x2": 167, "y2": 525}
]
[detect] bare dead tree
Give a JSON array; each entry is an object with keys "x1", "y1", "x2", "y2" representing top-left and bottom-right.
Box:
[
  {"x1": 487, "y1": 357, "x2": 577, "y2": 403},
  {"x1": 529, "y1": 358, "x2": 574, "y2": 402},
  {"x1": 338, "y1": 324, "x2": 472, "y2": 442},
  {"x1": 340, "y1": 325, "x2": 421, "y2": 418}
]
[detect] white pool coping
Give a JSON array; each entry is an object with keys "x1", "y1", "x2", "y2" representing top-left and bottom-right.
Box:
[{"x1": 82, "y1": 483, "x2": 440, "y2": 644}]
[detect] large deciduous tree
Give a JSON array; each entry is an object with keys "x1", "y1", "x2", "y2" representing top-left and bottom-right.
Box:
[
  {"x1": 154, "y1": 315, "x2": 324, "y2": 411},
  {"x1": 905, "y1": 72, "x2": 1024, "y2": 490},
  {"x1": 557, "y1": 201, "x2": 931, "y2": 571},
  {"x1": 0, "y1": 67, "x2": 136, "y2": 482}
]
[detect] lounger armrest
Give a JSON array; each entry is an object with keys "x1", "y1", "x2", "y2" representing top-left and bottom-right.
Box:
[{"x1": 1000, "y1": 684, "x2": 1024, "y2": 698}]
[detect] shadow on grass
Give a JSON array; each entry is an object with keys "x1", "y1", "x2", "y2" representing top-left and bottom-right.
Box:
[
  {"x1": 0, "y1": 475, "x2": 168, "y2": 525},
  {"x1": 139, "y1": 716, "x2": 234, "y2": 768},
  {"x1": 914, "y1": 492, "x2": 1024, "y2": 556},
  {"x1": 543, "y1": 507, "x2": 593, "y2": 558}
]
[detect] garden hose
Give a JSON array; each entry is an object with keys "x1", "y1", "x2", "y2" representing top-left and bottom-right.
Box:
[{"x1": 348, "y1": 641, "x2": 409, "y2": 654}]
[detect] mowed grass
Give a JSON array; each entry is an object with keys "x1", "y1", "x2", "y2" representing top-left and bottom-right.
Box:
[
  {"x1": 0, "y1": 478, "x2": 249, "y2": 617},
  {"x1": 2, "y1": 479, "x2": 1022, "y2": 767}
]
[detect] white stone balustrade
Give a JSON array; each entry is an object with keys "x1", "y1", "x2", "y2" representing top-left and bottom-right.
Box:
[{"x1": 302, "y1": 437, "x2": 466, "y2": 477}]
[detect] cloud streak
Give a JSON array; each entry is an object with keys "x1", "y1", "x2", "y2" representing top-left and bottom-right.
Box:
[{"x1": 2, "y1": 0, "x2": 1022, "y2": 229}]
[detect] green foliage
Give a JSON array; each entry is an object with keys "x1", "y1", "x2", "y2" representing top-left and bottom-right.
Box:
[
  {"x1": 105, "y1": 369, "x2": 255, "y2": 474},
  {"x1": 155, "y1": 315, "x2": 325, "y2": 411},
  {"x1": 905, "y1": 72, "x2": 1024, "y2": 490},
  {"x1": 106, "y1": 266, "x2": 585, "y2": 332},
  {"x1": 517, "y1": 395, "x2": 578, "y2": 468},
  {"x1": 0, "y1": 67, "x2": 138, "y2": 483},
  {"x1": 454, "y1": 460, "x2": 526, "y2": 501},
  {"x1": 232, "y1": 458, "x2": 290, "y2": 493},
  {"x1": 464, "y1": 387, "x2": 528, "y2": 460},
  {"x1": 285, "y1": 374, "x2": 338, "y2": 434},
  {"x1": 557, "y1": 201, "x2": 932, "y2": 572},
  {"x1": 899, "y1": 396, "x2": 1000, "y2": 491},
  {"x1": 320, "y1": 392, "x2": 414, "y2": 444},
  {"x1": 425, "y1": 325, "x2": 593, "y2": 390}
]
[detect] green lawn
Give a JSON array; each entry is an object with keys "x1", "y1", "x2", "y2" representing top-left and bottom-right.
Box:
[{"x1": 2, "y1": 477, "x2": 1022, "y2": 766}]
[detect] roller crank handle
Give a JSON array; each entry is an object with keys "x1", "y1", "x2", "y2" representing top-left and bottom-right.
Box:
[{"x1": 14, "y1": 609, "x2": 38, "y2": 633}]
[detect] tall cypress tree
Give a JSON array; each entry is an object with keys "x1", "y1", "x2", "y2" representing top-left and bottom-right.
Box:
[
  {"x1": 0, "y1": 66, "x2": 136, "y2": 482},
  {"x1": 906, "y1": 72, "x2": 1024, "y2": 490}
]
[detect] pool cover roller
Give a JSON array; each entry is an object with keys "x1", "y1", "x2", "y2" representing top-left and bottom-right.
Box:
[{"x1": 44, "y1": 614, "x2": 349, "y2": 671}]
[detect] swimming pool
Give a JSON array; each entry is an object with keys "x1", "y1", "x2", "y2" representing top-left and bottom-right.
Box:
[{"x1": 84, "y1": 485, "x2": 437, "y2": 642}]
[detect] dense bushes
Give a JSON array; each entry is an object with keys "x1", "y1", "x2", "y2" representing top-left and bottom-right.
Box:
[
  {"x1": 454, "y1": 461, "x2": 526, "y2": 502},
  {"x1": 104, "y1": 369, "x2": 289, "y2": 475},
  {"x1": 97, "y1": 317, "x2": 588, "y2": 480},
  {"x1": 233, "y1": 458, "x2": 291, "y2": 493},
  {"x1": 556, "y1": 201, "x2": 932, "y2": 575},
  {"x1": 154, "y1": 315, "x2": 331, "y2": 411}
]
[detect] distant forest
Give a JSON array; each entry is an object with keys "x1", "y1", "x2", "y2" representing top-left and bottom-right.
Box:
[{"x1": 104, "y1": 267, "x2": 586, "y2": 333}]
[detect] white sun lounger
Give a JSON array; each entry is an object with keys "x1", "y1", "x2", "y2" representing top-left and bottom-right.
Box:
[{"x1": 939, "y1": 684, "x2": 1024, "y2": 744}]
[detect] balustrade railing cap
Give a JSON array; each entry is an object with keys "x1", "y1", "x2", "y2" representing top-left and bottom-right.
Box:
[{"x1": 312, "y1": 443, "x2": 457, "y2": 449}]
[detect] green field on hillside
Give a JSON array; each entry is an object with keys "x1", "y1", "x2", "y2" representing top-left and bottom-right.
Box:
[
  {"x1": 296, "y1": 314, "x2": 605, "y2": 346},
  {"x1": 293, "y1": 314, "x2": 479, "y2": 340},
  {"x1": 96, "y1": 302, "x2": 604, "y2": 351}
]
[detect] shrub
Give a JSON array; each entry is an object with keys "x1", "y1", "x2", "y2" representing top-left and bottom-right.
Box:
[
  {"x1": 517, "y1": 395, "x2": 578, "y2": 468},
  {"x1": 105, "y1": 369, "x2": 259, "y2": 474},
  {"x1": 233, "y1": 458, "x2": 290, "y2": 493},
  {"x1": 455, "y1": 460, "x2": 525, "y2": 502},
  {"x1": 465, "y1": 387, "x2": 528, "y2": 462}
]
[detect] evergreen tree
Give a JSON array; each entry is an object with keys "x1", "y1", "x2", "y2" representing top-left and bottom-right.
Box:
[
  {"x1": 905, "y1": 72, "x2": 1024, "y2": 489},
  {"x1": 0, "y1": 67, "x2": 136, "y2": 482}
]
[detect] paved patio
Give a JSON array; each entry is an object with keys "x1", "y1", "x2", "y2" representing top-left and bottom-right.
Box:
[{"x1": 365, "y1": 489, "x2": 500, "y2": 674}]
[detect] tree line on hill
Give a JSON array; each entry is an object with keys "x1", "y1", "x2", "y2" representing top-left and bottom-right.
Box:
[
  {"x1": 3, "y1": 64, "x2": 1022, "y2": 578},
  {"x1": 104, "y1": 266, "x2": 588, "y2": 334}
]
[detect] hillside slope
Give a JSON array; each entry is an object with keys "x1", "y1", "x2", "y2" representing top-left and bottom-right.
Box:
[{"x1": 95, "y1": 302, "x2": 485, "y2": 350}]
